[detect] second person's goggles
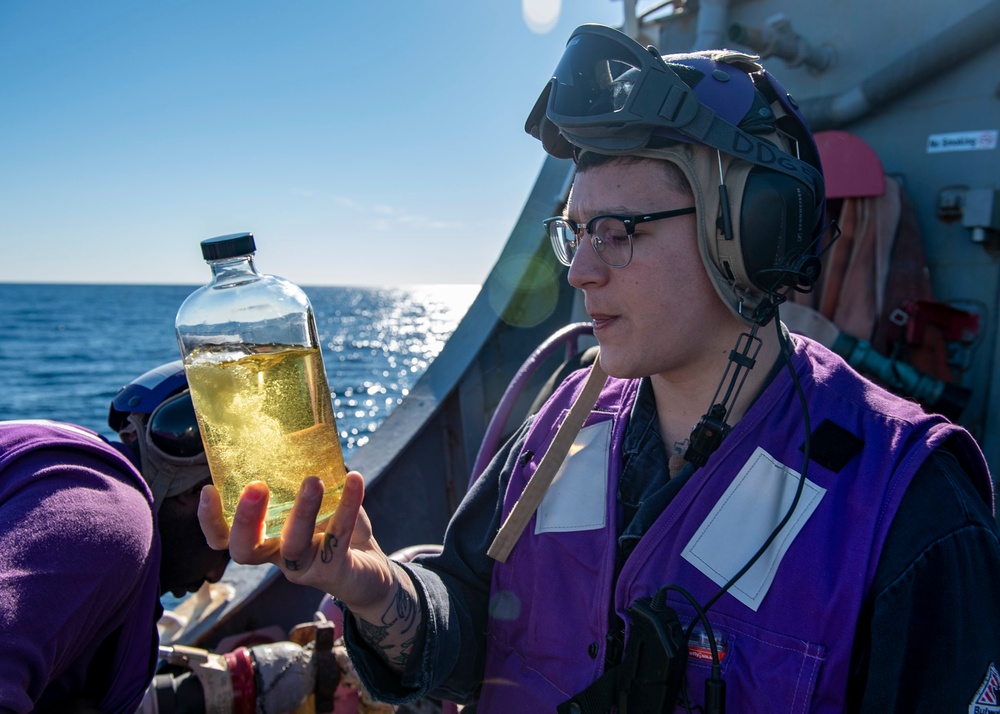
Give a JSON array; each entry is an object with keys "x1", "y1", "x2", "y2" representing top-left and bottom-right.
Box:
[{"x1": 146, "y1": 389, "x2": 204, "y2": 459}]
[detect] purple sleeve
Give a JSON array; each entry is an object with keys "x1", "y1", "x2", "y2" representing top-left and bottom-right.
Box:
[{"x1": 0, "y1": 450, "x2": 159, "y2": 713}]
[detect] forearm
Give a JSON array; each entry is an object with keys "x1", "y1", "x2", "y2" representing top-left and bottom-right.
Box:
[
  {"x1": 342, "y1": 425, "x2": 529, "y2": 702},
  {"x1": 349, "y1": 561, "x2": 423, "y2": 671}
]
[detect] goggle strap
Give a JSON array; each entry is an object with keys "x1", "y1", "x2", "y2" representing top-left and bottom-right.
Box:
[
  {"x1": 555, "y1": 79, "x2": 821, "y2": 196},
  {"x1": 656, "y1": 80, "x2": 701, "y2": 128},
  {"x1": 539, "y1": 25, "x2": 823, "y2": 195},
  {"x1": 685, "y1": 110, "x2": 821, "y2": 193}
]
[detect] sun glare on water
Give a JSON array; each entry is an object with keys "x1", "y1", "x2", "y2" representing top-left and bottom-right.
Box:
[{"x1": 522, "y1": 0, "x2": 561, "y2": 34}]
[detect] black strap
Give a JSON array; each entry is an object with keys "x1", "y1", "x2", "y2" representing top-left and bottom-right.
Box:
[
  {"x1": 557, "y1": 664, "x2": 626, "y2": 714},
  {"x1": 559, "y1": 595, "x2": 689, "y2": 713}
]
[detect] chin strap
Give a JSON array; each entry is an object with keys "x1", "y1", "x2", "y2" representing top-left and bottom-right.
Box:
[
  {"x1": 487, "y1": 354, "x2": 607, "y2": 562},
  {"x1": 684, "y1": 328, "x2": 762, "y2": 468}
]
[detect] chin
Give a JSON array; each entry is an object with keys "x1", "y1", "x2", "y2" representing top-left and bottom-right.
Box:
[{"x1": 595, "y1": 351, "x2": 642, "y2": 380}]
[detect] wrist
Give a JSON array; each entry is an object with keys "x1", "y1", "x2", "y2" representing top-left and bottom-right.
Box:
[{"x1": 351, "y1": 563, "x2": 422, "y2": 670}]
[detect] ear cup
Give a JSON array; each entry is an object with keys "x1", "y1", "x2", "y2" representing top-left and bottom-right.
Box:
[{"x1": 738, "y1": 167, "x2": 822, "y2": 293}]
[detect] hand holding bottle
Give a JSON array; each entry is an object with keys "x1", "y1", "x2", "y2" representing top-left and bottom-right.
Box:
[{"x1": 198, "y1": 472, "x2": 422, "y2": 671}]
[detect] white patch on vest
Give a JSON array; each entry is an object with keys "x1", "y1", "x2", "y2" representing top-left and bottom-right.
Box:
[
  {"x1": 681, "y1": 446, "x2": 826, "y2": 611},
  {"x1": 534, "y1": 419, "x2": 611, "y2": 534},
  {"x1": 970, "y1": 662, "x2": 1000, "y2": 713}
]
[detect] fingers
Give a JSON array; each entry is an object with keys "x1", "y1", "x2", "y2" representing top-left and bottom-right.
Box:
[
  {"x1": 279, "y1": 473, "x2": 365, "y2": 575},
  {"x1": 324, "y1": 472, "x2": 367, "y2": 548},
  {"x1": 279, "y1": 476, "x2": 326, "y2": 572},
  {"x1": 226, "y1": 481, "x2": 281, "y2": 565},
  {"x1": 206, "y1": 472, "x2": 375, "y2": 591},
  {"x1": 318, "y1": 471, "x2": 397, "y2": 611},
  {"x1": 309, "y1": 472, "x2": 363, "y2": 569},
  {"x1": 340, "y1": 471, "x2": 366, "y2": 524},
  {"x1": 198, "y1": 485, "x2": 230, "y2": 550}
]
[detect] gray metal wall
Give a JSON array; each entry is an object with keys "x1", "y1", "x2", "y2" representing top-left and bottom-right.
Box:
[{"x1": 654, "y1": 0, "x2": 1000, "y2": 476}]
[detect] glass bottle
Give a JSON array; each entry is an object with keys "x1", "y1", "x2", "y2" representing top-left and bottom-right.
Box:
[{"x1": 175, "y1": 232, "x2": 345, "y2": 538}]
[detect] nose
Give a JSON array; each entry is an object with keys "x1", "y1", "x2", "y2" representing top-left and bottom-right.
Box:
[{"x1": 567, "y1": 234, "x2": 609, "y2": 289}]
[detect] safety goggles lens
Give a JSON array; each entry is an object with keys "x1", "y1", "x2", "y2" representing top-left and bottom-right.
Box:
[
  {"x1": 548, "y1": 30, "x2": 648, "y2": 122},
  {"x1": 148, "y1": 391, "x2": 204, "y2": 458}
]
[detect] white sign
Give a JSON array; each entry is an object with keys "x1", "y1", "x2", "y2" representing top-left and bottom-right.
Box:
[{"x1": 927, "y1": 130, "x2": 998, "y2": 153}]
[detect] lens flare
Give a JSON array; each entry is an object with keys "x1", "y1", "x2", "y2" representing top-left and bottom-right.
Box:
[{"x1": 522, "y1": 0, "x2": 560, "y2": 34}]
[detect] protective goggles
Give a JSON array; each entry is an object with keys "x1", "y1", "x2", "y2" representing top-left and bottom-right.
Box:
[
  {"x1": 118, "y1": 389, "x2": 210, "y2": 510},
  {"x1": 525, "y1": 24, "x2": 823, "y2": 193},
  {"x1": 133, "y1": 389, "x2": 204, "y2": 460},
  {"x1": 121, "y1": 390, "x2": 205, "y2": 463}
]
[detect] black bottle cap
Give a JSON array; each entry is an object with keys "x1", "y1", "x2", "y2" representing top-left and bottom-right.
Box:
[{"x1": 201, "y1": 232, "x2": 256, "y2": 260}]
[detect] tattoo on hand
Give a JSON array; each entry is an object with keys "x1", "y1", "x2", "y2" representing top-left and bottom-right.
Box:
[
  {"x1": 320, "y1": 532, "x2": 338, "y2": 563},
  {"x1": 284, "y1": 558, "x2": 300, "y2": 571}
]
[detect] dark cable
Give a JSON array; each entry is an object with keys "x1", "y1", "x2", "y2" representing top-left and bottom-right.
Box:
[
  {"x1": 702, "y1": 304, "x2": 810, "y2": 613},
  {"x1": 664, "y1": 584, "x2": 722, "y2": 714},
  {"x1": 666, "y1": 220, "x2": 838, "y2": 710},
  {"x1": 678, "y1": 301, "x2": 812, "y2": 714}
]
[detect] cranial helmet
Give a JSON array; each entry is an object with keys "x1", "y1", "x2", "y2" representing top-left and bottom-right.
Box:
[
  {"x1": 525, "y1": 24, "x2": 827, "y2": 325},
  {"x1": 108, "y1": 360, "x2": 211, "y2": 510}
]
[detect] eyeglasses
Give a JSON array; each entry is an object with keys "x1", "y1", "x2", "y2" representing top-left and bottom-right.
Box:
[
  {"x1": 147, "y1": 390, "x2": 204, "y2": 459},
  {"x1": 544, "y1": 207, "x2": 696, "y2": 268}
]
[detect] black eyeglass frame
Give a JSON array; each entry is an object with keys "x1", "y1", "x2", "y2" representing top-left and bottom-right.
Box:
[{"x1": 544, "y1": 206, "x2": 697, "y2": 268}]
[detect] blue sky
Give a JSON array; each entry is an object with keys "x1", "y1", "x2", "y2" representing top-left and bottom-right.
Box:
[{"x1": 0, "y1": 1, "x2": 623, "y2": 287}]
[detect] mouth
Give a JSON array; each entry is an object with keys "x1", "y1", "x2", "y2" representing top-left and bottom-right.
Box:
[{"x1": 588, "y1": 312, "x2": 618, "y2": 331}]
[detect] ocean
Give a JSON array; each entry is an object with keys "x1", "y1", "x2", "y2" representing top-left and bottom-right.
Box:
[{"x1": 0, "y1": 282, "x2": 478, "y2": 460}]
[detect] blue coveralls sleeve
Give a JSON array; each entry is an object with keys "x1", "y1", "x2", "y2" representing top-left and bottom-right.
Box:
[
  {"x1": 341, "y1": 420, "x2": 533, "y2": 705},
  {"x1": 852, "y1": 447, "x2": 1000, "y2": 713}
]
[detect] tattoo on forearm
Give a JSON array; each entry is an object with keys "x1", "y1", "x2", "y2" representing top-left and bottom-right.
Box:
[
  {"x1": 357, "y1": 577, "x2": 419, "y2": 667},
  {"x1": 396, "y1": 634, "x2": 417, "y2": 666},
  {"x1": 358, "y1": 619, "x2": 390, "y2": 648},
  {"x1": 320, "y1": 532, "x2": 338, "y2": 563},
  {"x1": 386, "y1": 584, "x2": 417, "y2": 637}
]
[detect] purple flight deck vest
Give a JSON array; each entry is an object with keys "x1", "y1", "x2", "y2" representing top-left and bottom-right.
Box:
[
  {"x1": 0, "y1": 421, "x2": 161, "y2": 714},
  {"x1": 480, "y1": 336, "x2": 992, "y2": 713}
]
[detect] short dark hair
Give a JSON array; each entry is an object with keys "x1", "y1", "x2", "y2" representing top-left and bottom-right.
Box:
[{"x1": 574, "y1": 152, "x2": 692, "y2": 197}]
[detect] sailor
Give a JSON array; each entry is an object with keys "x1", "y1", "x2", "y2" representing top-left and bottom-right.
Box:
[
  {"x1": 0, "y1": 361, "x2": 230, "y2": 714},
  {"x1": 202, "y1": 24, "x2": 1000, "y2": 712}
]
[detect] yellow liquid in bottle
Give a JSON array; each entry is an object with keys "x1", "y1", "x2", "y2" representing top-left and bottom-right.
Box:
[{"x1": 184, "y1": 345, "x2": 346, "y2": 538}]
